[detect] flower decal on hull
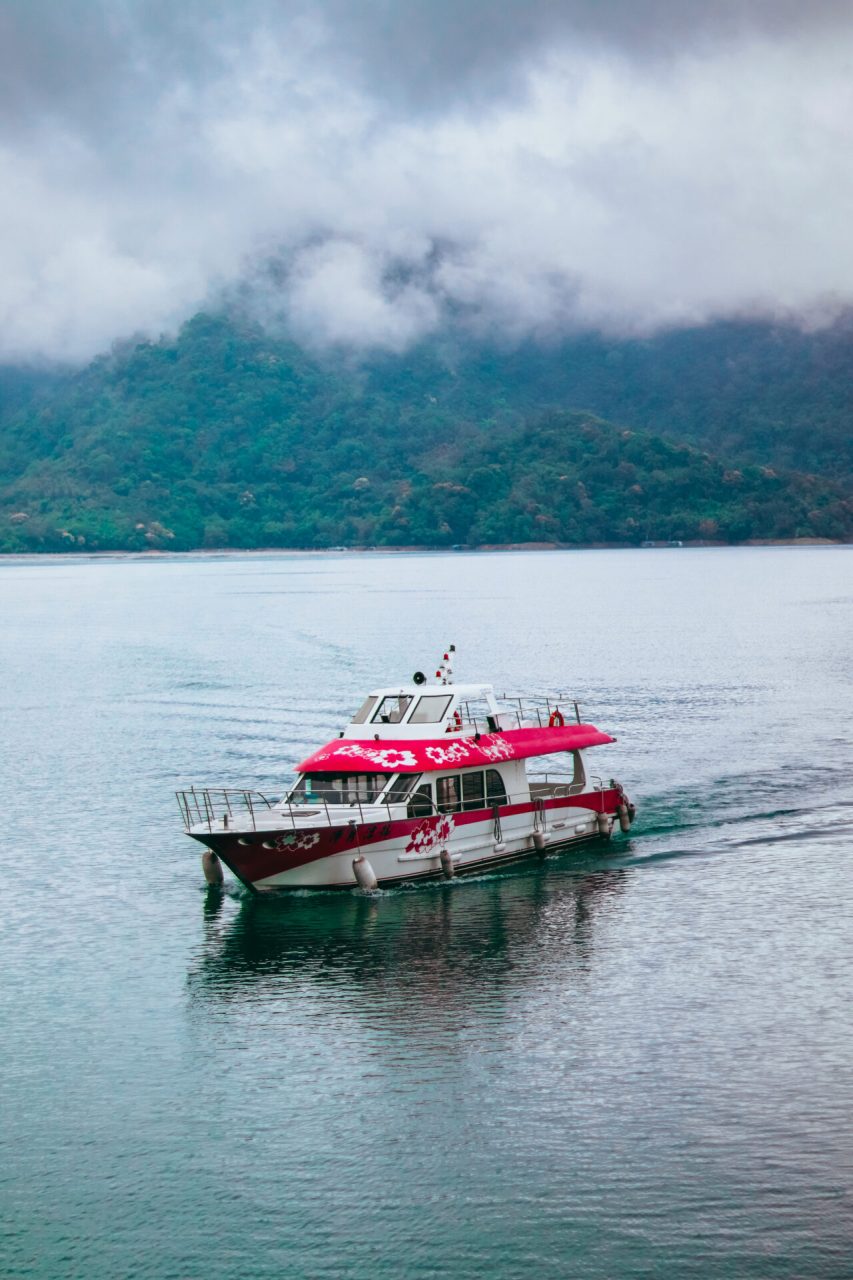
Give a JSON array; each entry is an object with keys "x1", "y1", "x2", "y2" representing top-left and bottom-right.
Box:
[
  {"x1": 268, "y1": 831, "x2": 321, "y2": 852},
  {"x1": 405, "y1": 813, "x2": 455, "y2": 855}
]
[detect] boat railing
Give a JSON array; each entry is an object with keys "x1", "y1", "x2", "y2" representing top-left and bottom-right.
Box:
[
  {"x1": 178, "y1": 786, "x2": 423, "y2": 834},
  {"x1": 529, "y1": 778, "x2": 585, "y2": 798},
  {"x1": 458, "y1": 694, "x2": 583, "y2": 735},
  {"x1": 176, "y1": 788, "x2": 276, "y2": 833},
  {"x1": 178, "y1": 774, "x2": 613, "y2": 835},
  {"x1": 529, "y1": 771, "x2": 609, "y2": 795}
]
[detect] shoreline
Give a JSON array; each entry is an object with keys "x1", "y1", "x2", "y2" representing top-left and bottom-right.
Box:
[{"x1": 0, "y1": 537, "x2": 848, "y2": 563}]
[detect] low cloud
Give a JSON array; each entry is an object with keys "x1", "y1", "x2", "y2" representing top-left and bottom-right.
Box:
[{"x1": 2, "y1": 1, "x2": 853, "y2": 362}]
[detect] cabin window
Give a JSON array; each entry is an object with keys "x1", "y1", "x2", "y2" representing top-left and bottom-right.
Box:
[
  {"x1": 289, "y1": 772, "x2": 388, "y2": 806},
  {"x1": 351, "y1": 696, "x2": 378, "y2": 724},
  {"x1": 436, "y1": 775, "x2": 462, "y2": 813},
  {"x1": 407, "y1": 783, "x2": 433, "y2": 818},
  {"x1": 385, "y1": 773, "x2": 420, "y2": 804},
  {"x1": 486, "y1": 769, "x2": 508, "y2": 805},
  {"x1": 462, "y1": 771, "x2": 485, "y2": 810},
  {"x1": 409, "y1": 693, "x2": 453, "y2": 724},
  {"x1": 371, "y1": 694, "x2": 413, "y2": 725}
]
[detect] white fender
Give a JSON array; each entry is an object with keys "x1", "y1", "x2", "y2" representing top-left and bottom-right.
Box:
[
  {"x1": 596, "y1": 812, "x2": 611, "y2": 837},
  {"x1": 202, "y1": 849, "x2": 224, "y2": 886},
  {"x1": 532, "y1": 831, "x2": 546, "y2": 851},
  {"x1": 618, "y1": 804, "x2": 631, "y2": 833},
  {"x1": 440, "y1": 847, "x2": 455, "y2": 878},
  {"x1": 352, "y1": 855, "x2": 379, "y2": 891}
]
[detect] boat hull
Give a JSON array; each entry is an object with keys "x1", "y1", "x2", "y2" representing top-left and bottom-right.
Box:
[{"x1": 190, "y1": 788, "x2": 627, "y2": 890}]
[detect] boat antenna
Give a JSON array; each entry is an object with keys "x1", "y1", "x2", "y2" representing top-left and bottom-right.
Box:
[{"x1": 435, "y1": 644, "x2": 455, "y2": 686}]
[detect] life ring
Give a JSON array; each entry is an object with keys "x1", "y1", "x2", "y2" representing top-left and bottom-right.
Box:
[{"x1": 548, "y1": 709, "x2": 565, "y2": 728}]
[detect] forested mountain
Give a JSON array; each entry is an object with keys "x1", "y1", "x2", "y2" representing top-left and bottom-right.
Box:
[
  {"x1": 0, "y1": 364, "x2": 67, "y2": 425},
  {"x1": 391, "y1": 317, "x2": 853, "y2": 484},
  {"x1": 1, "y1": 311, "x2": 851, "y2": 552}
]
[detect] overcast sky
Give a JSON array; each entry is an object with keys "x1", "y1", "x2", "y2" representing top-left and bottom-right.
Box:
[{"x1": 2, "y1": 0, "x2": 853, "y2": 362}]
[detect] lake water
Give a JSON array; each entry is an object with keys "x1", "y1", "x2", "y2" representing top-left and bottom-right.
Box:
[{"x1": 0, "y1": 547, "x2": 851, "y2": 1280}]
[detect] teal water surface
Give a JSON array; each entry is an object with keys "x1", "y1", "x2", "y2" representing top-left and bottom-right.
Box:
[{"x1": 0, "y1": 547, "x2": 851, "y2": 1279}]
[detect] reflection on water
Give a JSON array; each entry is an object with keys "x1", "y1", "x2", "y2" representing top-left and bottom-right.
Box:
[{"x1": 191, "y1": 864, "x2": 630, "y2": 1013}]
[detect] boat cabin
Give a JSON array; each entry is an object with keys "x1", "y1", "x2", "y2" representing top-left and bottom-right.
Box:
[
  {"x1": 341, "y1": 681, "x2": 509, "y2": 740},
  {"x1": 283, "y1": 680, "x2": 593, "y2": 820}
]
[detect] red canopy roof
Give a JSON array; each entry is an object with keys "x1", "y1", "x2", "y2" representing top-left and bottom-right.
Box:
[{"x1": 296, "y1": 724, "x2": 615, "y2": 774}]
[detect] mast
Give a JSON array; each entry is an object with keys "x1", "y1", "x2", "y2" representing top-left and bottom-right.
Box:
[{"x1": 436, "y1": 643, "x2": 455, "y2": 686}]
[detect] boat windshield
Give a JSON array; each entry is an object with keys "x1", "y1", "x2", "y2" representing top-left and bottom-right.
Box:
[
  {"x1": 384, "y1": 773, "x2": 421, "y2": 803},
  {"x1": 370, "y1": 695, "x2": 413, "y2": 724},
  {"x1": 288, "y1": 772, "x2": 389, "y2": 806},
  {"x1": 350, "y1": 696, "x2": 378, "y2": 724},
  {"x1": 408, "y1": 694, "x2": 453, "y2": 724}
]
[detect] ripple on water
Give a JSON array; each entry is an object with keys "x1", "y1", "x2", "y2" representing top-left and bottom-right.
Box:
[{"x1": 1, "y1": 548, "x2": 852, "y2": 1280}]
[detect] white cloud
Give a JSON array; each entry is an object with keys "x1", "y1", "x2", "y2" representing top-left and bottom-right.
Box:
[
  {"x1": 1, "y1": 4, "x2": 853, "y2": 361},
  {"x1": 286, "y1": 240, "x2": 440, "y2": 350}
]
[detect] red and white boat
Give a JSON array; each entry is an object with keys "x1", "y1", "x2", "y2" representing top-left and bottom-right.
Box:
[{"x1": 177, "y1": 648, "x2": 635, "y2": 891}]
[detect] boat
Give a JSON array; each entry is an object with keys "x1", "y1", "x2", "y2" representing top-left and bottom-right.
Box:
[{"x1": 177, "y1": 646, "x2": 635, "y2": 891}]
